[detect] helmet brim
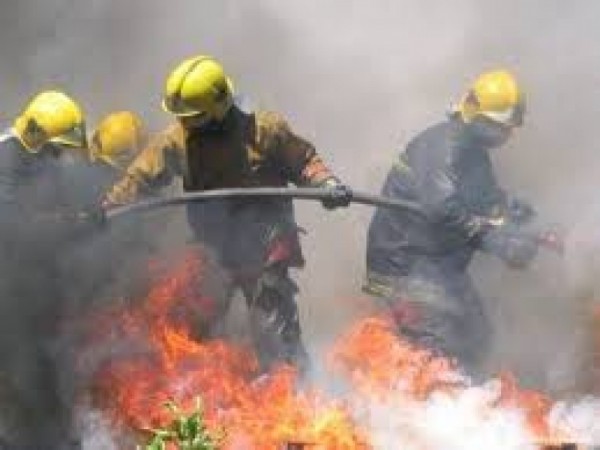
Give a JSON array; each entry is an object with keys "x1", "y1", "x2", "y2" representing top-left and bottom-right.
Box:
[
  {"x1": 162, "y1": 77, "x2": 235, "y2": 117},
  {"x1": 161, "y1": 97, "x2": 205, "y2": 117}
]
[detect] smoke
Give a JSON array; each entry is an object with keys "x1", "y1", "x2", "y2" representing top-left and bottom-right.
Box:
[
  {"x1": 1, "y1": 0, "x2": 600, "y2": 446},
  {"x1": 550, "y1": 398, "x2": 600, "y2": 445},
  {"x1": 355, "y1": 381, "x2": 539, "y2": 450}
]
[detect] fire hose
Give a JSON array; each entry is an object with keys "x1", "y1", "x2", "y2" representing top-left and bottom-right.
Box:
[
  {"x1": 105, "y1": 187, "x2": 425, "y2": 220},
  {"x1": 105, "y1": 186, "x2": 564, "y2": 255}
]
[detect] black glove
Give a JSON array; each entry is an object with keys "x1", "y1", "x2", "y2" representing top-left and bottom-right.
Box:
[
  {"x1": 481, "y1": 225, "x2": 539, "y2": 269},
  {"x1": 74, "y1": 203, "x2": 108, "y2": 229},
  {"x1": 320, "y1": 178, "x2": 353, "y2": 210}
]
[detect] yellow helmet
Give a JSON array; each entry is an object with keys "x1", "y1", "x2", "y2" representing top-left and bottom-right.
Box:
[
  {"x1": 89, "y1": 111, "x2": 146, "y2": 170},
  {"x1": 13, "y1": 90, "x2": 87, "y2": 151},
  {"x1": 457, "y1": 70, "x2": 525, "y2": 127},
  {"x1": 162, "y1": 55, "x2": 234, "y2": 120}
]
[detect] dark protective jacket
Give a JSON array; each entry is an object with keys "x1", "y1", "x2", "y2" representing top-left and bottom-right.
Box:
[
  {"x1": 0, "y1": 129, "x2": 73, "y2": 242},
  {"x1": 104, "y1": 106, "x2": 338, "y2": 272},
  {"x1": 366, "y1": 118, "x2": 534, "y2": 282},
  {"x1": 104, "y1": 106, "x2": 335, "y2": 203}
]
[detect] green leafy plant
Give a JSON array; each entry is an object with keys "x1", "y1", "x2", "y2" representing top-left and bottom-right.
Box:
[{"x1": 138, "y1": 398, "x2": 224, "y2": 450}]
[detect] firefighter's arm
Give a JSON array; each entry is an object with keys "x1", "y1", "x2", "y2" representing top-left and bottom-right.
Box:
[
  {"x1": 261, "y1": 111, "x2": 351, "y2": 208},
  {"x1": 425, "y1": 178, "x2": 538, "y2": 266},
  {"x1": 0, "y1": 136, "x2": 24, "y2": 230},
  {"x1": 416, "y1": 160, "x2": 494, "y2": 242},
  {"x1": 103, "y1": 125, "x2": 183, "y2": 208},
  {"x1": 258, "y1": 111, "x2": 333, "y2": 186},
  {"x1": 0, "y1": 136, "x2": 19, "y2": 210}
]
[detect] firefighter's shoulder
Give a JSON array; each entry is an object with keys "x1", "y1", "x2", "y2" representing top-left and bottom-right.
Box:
[
  {"x1": 255, "y1": 110, "x2": 291, "y2": 136},
  {"x1": 146, "y1": 122, "x2": 186, "y2": 153},
  {"x1": 0, "y1": 131, "x2": 13, "y2": 145}
]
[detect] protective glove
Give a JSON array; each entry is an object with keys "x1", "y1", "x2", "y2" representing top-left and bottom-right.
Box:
[
  {"x1": 481, "y1": 225, "x2": 539, "y2": 269},
  {"x1": 505, "y1": 197, "x2": 536, "y2": 226},
  {"x1": 73, "y1": 203, "x2": 108, "y2": 229},
  {"x1": 319, "y1": 177, "x2": 353, "y2": 210}
]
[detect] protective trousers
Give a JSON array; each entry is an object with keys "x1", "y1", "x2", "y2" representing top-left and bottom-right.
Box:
[
  {"x1": 238, "y1": 262, "x2": 308, "y2": 372},
  {"x1": 187, "y1": 201, "x2": 308, "y2": 372},
  {"x1": 371, "y1": 260, "x2": 492, "y2": 375}
]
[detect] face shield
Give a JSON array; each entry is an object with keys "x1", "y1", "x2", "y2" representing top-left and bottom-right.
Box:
[{"x1": 480, "y1": 100, "x2": 525, "y2": 128}]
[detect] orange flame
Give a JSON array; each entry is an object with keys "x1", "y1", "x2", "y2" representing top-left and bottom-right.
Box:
[
  {"x1": 86, "y1": 252, "x2": 367, "y2": 450},
  {"x1": 83, "y1": 252, "x2": 583, "y2": 449},
  {"x1": 329, "y1": 316, "x2": 463, "y2": 400}
]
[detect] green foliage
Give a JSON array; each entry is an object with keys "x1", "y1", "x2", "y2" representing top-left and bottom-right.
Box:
[{"x1": 138, "y1": 398, "x2": 224, "y2": 450}]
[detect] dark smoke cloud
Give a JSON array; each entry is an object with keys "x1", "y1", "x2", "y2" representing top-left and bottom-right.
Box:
[{"x1": 0, "y1": 4, "x2": 599, "y2": 440}]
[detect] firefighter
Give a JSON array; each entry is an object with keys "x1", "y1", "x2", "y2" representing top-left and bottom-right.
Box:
[
  {"x1": 101, "y1": 55, "x2": 351, "y2": 371},
  {"x1": 87, "y1": 110, "x2": 151, "y2": 286},
  {"x1": 0, "y1": 89, "x2": 89, "y2": 252},
  {"x1": 89, "y1": 110, "x2": 147, "y2": 173},
  {"x1": 57, "y1": 109, "x2": 149, "y2": 292},
  {"x1": 0, "y1": 90, "x2": 88, "y2": 448},
  {"x1": 61, "y1": 110, "x2": 148, "y2": 208},
  {"x1": 364, "y1": 70, "x2": 540, "y2": 374},
  {"x1": 0, "y1": 90, "x2": 87, "y2": 222}
]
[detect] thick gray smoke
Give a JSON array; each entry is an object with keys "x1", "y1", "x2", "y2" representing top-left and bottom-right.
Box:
[{"x1": 1, "y1": 0, "x2": 600, "y2": 445}]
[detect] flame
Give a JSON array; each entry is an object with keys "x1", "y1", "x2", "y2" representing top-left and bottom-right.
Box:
[
  {"x1": 329, "y1": 317, "x2": 574, "y2": 449},
  {"x1": 81, "y1": 251, "x2": 591, "y2": 449},
  {"x1": 85, "y1": 252, "x2": 367, "y2": 450},
  {"x1": 329, "y1": 316, "x2": 463, "y2": 400},
  {"x1": 495, "y1": 372, "x2": 553, "y2": 438}
]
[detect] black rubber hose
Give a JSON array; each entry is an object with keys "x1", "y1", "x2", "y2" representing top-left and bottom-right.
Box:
[{"x1": 106, "y1": 187, "x2": 425, "y2": 220}]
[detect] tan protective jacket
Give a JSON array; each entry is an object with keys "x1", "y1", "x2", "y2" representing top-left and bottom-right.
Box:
[{"x1": 105, "y1": 108, "x2": 335, "y2": 205}]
